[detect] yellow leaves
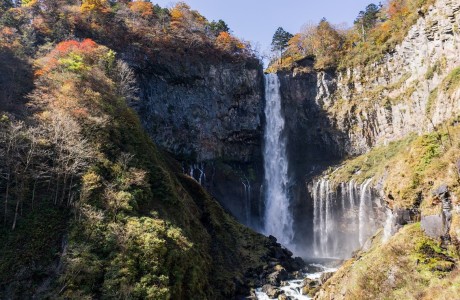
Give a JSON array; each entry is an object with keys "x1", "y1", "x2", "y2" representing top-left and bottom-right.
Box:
[
  {"x1": 80, "y1": 0, "x2": 109, "y2": 13},
  {"x1": 215, "y1": 31, "x2": 246, "y2": 52},
  {"x1": 170, "y1": 6, "x2": 185, "y2": 28},
  {"x1": 128, "y1": 1, "x2": 154, "y2": 18},
  {"x1": 21, "y1": 0, "x2": 38, "y2": 7},
  {"x1": 82, "y1": 171, "x2": 102, "y2": 192}
]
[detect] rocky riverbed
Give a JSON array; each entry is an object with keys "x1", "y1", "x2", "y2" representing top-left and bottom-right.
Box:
[{"x1": 253, "y1": 259, "x2": 339, "y2": 300}]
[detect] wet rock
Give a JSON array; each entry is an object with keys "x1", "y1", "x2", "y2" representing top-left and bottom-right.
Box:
[
  {"x1": 268, "y1": 235, "x2": 278, "y2": 244},
  {"x1": 301, "y1": 278, "x2": 320, "y2": 296},
  {"x1": 278, "y1": 294, "x2": 289, "y2": 300},
  {"x1": 267, "y1": 269, "x2": 288, "y2": 285},
  {"x1": 302, "y1": 277, "x2": 320, "y2": 288},
  {"x1": 305, "y1": 264, "x2": 323, "y2": 273},
  {"x1": 290, "y1": 271, "x2": 303, "y2": 279},
  {"x1": 262, "y1": 284, "x2": 282, "y2": 298}
]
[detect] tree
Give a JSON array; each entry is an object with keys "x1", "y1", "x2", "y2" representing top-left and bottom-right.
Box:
[
  {"x1": 354, "y1": 3, "x2": 382, "y2": 41},
  {"x1": 128, "y1": 1, "x2": 154, "y2": 18},
  {"x1": 313, "y1": 19, "x2": 343, "y2": 69},
  {"x1": 272, "y1": 27, "x2": 293, "y2": 51},
  {"x1": 271, "y1": 27, "x2": 293, "y2": 56},
  {"x1": 209, "y1": 19, "x2": 229, "y2": 36},
  {"x1": 80, "y1": 0, "x2": 109, "y2": 13}
]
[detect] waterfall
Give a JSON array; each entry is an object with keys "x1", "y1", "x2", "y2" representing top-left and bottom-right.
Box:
[
  {"x1": 188, "y1": 163, "x2": 206, "y2": 185},
  {"x1": 358, "y1": 178, "x2": 373, "y2": 246},
  {"x1": 311, "y1": 177, "x2": 386, "y2": 258},
  {"x1": 242, "y1": 176, "x2": 251, "y2": 226},
  {"x1": 263, "y1": 73, "x2": 293, "y2": 245},
  {"x1": 383, "y1": 208, "x2": 395, "y2": 242}
]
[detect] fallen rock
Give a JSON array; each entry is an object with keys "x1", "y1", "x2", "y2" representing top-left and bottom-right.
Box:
[
  {"x1": 267, "y1": 268, "x2": 288, "y2": 285},
  {"x1": 305, "y1": 264, "x2": 323, "y2": 273},
  {"x1": 302, "y1": 277, "x2": 319, "y2": 287},
  {"x1": 262, "y1": 284, "x2": 282, "y2": 299},
  {"x1": 301, "y1": 278, "x2": 320, "y2": 296},
  {"x1": 278, "y1": 294, "x2": 289, "y2": 300},
  {"x1": 421, "y1": 214, "x2": 444, "y2": 239}
]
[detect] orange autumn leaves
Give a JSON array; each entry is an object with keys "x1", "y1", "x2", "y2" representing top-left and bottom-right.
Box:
[
  {"x1": 34, "y1": 39, "x2": 104, "y2": 77},
  {"x1": 128, "y1": 1, "x2": 154, "y2": 18}
]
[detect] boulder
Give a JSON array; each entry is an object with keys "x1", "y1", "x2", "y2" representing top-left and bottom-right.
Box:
[
  {"x1": 421, "y1": 214, "x2": 444, "y2": 239},
  {"x1": 301, "y1": 278, "x2": 320, "y2": 296},
  {"x1": 267, "y1": 269, "x2": 288, "y2": 285},
  {"x1": 302, "y1": 277, "x2": 319, "y2": 288},
  {"x1": 432, "y1": 184, "x2": 449, "y2": 197},
  {"x1": 262, "y1": 285, "x2": 282, "y2": 299},
  {"x1": 305, "y1": 264, "x2": 323, "y2": 273},
  {"x1": 278, "y1": 294, "x2": 289, "y2": 300}
]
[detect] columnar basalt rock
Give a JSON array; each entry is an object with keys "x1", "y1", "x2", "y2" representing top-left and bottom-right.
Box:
[
  {"x1": 280, "y1": 0, "x2": 460, "y2": 157},
  {"x1": 136, "y1": 56, "x2": 266, "y2": 226}
]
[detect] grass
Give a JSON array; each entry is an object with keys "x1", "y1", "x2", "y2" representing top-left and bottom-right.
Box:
[
  {"x1": 319, "y1": 223, "x2": 459, "y2": 300},
  {"x1": 327, "y1": 120, "x2": 460, "y2": 210},
  {"x1": 442, "y1": 67, "x2": 460, "y2": 95},
  {"x1": 330, "y1": 134, "x2": 416, "y2": 186}
]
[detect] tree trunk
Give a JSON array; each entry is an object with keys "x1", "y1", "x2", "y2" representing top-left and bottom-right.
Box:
[
  {"x1": 12, "y1": 197, "x2": 20, "y2": 230},
  {"x1": 4, "y1": 174, "x2": 10, "y2": 226},
  {"x1": 31, "y1": 179, "x2": 37, "y2": 210}
]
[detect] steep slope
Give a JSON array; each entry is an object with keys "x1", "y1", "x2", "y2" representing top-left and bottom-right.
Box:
[
  {"x1": 269, "y1": 0, "x2": 460, "y2": 297},
  {"x1": 136, "y1": 54, "x2": 265, "y2": 228},
  {"x1": 0, "y1": 2, "x2": 300, "y2": 299}
]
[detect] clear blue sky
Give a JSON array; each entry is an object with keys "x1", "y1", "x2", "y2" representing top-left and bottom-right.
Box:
[{"x1": 153, "y1": 0, "x2": 373, "y2": 54}]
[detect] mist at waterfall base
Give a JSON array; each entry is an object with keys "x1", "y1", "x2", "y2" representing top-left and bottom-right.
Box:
[{"x1": 311, "y1": 178, "x2": 388, "y2": 258}]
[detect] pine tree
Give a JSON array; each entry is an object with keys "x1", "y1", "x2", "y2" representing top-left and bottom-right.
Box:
[{"x1": 271, "y1": 27, "x2": 293, "y2": 58}]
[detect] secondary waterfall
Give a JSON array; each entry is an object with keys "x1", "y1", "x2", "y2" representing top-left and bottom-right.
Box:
[
  {"x1": 263, "y1": 73, "x2": 293, "y2": 245},
  {"x1": 312, "y1": 178, "x2": 386, "y2": 258}
]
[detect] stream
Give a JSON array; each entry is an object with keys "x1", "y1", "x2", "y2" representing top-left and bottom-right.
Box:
[{"x1": 255, "y1": 263, "x2": 338, "y2": 300}]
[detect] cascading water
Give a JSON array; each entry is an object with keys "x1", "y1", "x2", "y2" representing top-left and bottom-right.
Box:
[
  {"x1": 187, "y1": 163, "x2": 206, "y2": 185},
  {"x1": 241, "y1": 176, "x2": 252, "y2": 226},
  {"x1": 312, "y1": 178, "x2": 386, "y2": 258},
  {"x1": 263, "y1": 73, "x2": 293, "y2": 246}
]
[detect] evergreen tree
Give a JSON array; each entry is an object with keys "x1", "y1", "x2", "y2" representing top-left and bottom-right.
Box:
[
  {"x1": 209, "y1": 19, "x2": 230, "y2": 36},
  {"x1": 354, "y1": 3, "x2": 382, "y2": 41},
  {"x1": 271, "y1": 27, "x2": 293, "y2": 55}
]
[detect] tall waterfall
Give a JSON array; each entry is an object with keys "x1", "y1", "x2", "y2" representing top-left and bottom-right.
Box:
[
  {"x1": 263, "y1": 73, "x2": 293, "y2": 245},
  {"x1": 312, "y1": 178, "x2": 386, "y2": 258}
]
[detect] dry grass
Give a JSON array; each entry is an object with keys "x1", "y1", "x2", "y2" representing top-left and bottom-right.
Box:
[{"x1": 318, "y1": 223, "x2": 459, "y2": 300}]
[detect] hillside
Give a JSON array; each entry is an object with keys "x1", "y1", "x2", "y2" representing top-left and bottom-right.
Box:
[
  {"x1": 2, "y1": 0, "x2": 460, "y2": 299},
  {"x1": 0, "y1": 1, "x2": 301, "y2": 299}
]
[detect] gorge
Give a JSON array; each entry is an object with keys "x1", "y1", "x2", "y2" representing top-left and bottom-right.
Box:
[{"x1": 1, "y1": 0, "x2": 460, "y2": 299}]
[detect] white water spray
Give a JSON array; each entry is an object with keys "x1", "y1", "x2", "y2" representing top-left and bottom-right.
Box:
[
  {"x1": 312, "y1": 177, "x2": 387, "y2": 258},
  {"x1": 263, "y1": 73, "x2": 293, "y2": 245}
]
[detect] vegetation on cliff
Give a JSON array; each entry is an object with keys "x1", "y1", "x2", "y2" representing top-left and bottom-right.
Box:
[
  {"x1": 0, "y1": 1, "x2": 278, "y2": 299},
  {"x1": 268, "y1": 0, "x2": 437, "y2": 72},
  {"x1": 318, "y1": 224, "x2": 460, "y2": 299}
]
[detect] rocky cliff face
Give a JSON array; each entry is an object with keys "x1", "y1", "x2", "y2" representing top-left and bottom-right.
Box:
[
  {"x1": 136, "y1": 55, "x2": 265, "y2": 226},
  {"x1": 281, "y1": 0, "x2": 460, "y2": 157},
  {"x1": 275, "y1": 0, "x2": 460, "y2": 253},
  {"x1": 329, "y1": 0, "x2": 460, "y2": 154}
]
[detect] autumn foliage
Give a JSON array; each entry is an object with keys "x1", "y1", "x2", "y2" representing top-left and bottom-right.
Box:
[
  {"x1": 215, "y1": 31, "x2": 245, "y2": 53},
  {"x1": 270, "y1": 0, "x2": 437, "y2": 71},
  {"x1": 35, "y1": 39, "x2": 107, "y2": 76},
  {"x1": 128, "y1": 1, "x2": 154, "y2": 18}
]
